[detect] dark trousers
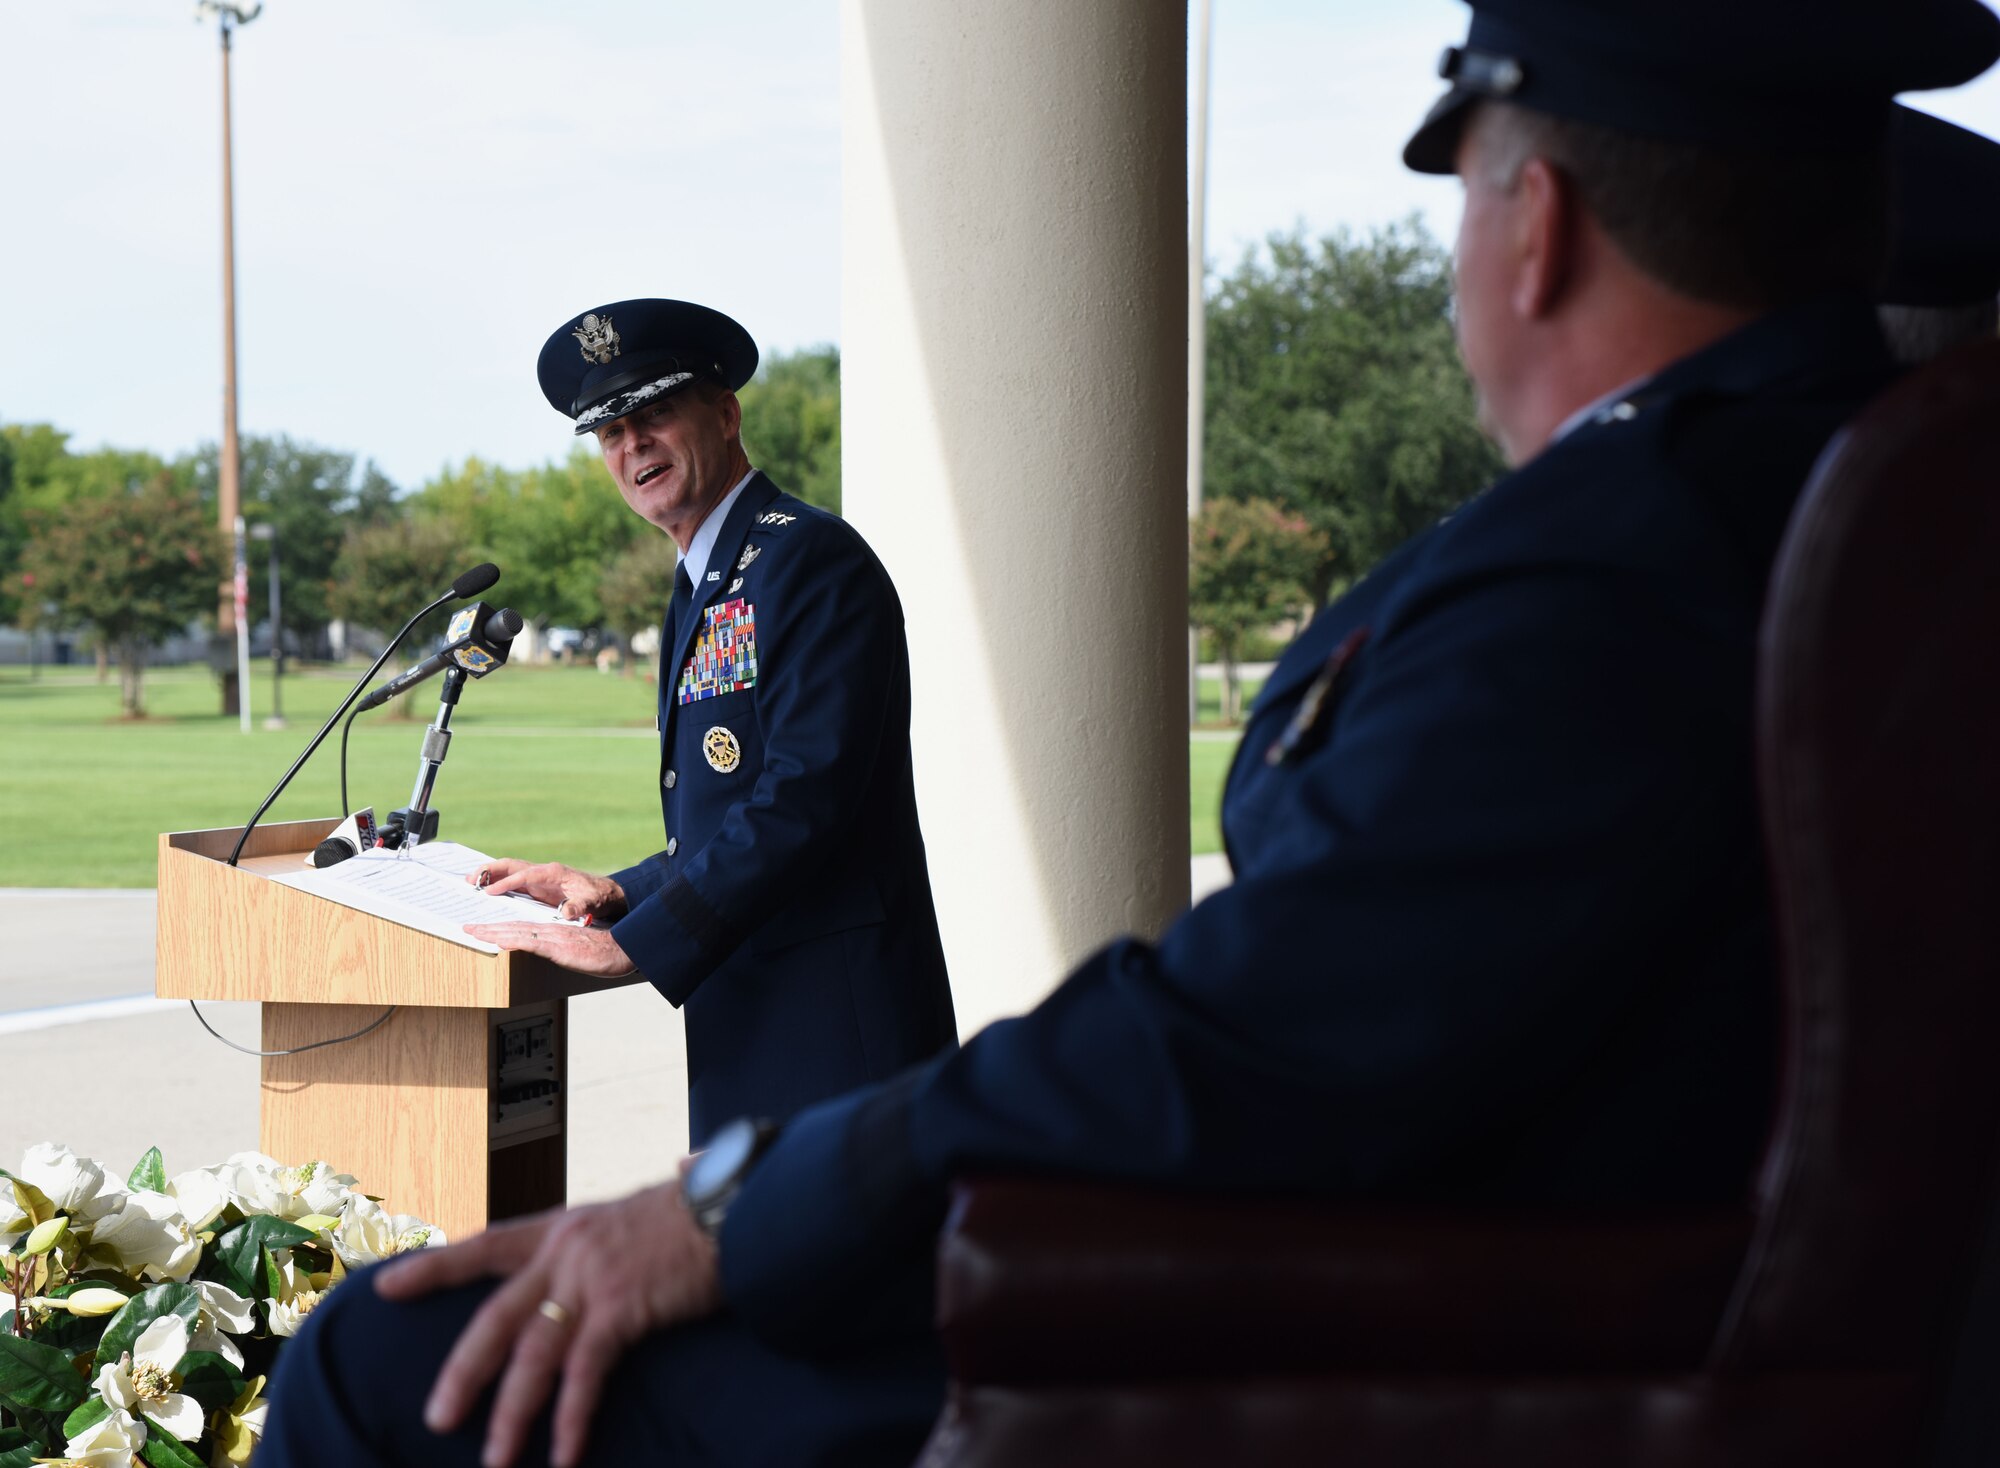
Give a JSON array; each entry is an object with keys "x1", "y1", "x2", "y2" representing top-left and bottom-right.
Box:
[{"x1": 256, "y1": 1265, "x2": 947, "y2": 1468}]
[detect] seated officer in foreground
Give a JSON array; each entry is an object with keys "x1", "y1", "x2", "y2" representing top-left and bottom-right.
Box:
[{"x1": 258, "y1": 1, "x2": 2000, "y2": 1464}]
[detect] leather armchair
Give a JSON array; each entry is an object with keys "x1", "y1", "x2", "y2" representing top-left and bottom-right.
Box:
[{"x1": 919, "y1": 341, "x2": 2000, "y2": 1467}]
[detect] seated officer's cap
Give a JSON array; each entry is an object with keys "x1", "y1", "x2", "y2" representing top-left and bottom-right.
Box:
[
  {"x1": 1884, "y1": 105, "x2": 2000, "y2": 306},
  {"x1": 1404, "y1": 0, "x2": 2000, "y2": 175},
  {"x1": 538, "y1": 299, "x2": 759, "y2": 437}
]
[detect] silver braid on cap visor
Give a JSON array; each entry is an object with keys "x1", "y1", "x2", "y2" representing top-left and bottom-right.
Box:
[{"x1": 573, "y1": 371, "x2": 696, "y2": 434}]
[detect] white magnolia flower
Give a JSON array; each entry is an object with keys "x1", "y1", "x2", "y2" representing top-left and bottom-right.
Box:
[
  {"x1": 16, "y1": 1142, "x2": 109, "y2": 1215},
  {"x1": 262, "y1": 1257, "x2": 328, "y2": 1339},
  {"x1": 165, "y1": 1167, "x2": 229, "y2": 1234},
  {"x1": 88, "y1": 1191, "x2": 201, "y2": 1281},
  {"x1": 189, "y1": 1279, "x2": 256, "y2": 1369},
  {"x1": 62, "y1": 1405, "x2": 147, "y2": 1467},
  {"x1": 330, "y1": 1194, "x2": 445, "y2": 1268},
  {"x1": 213, "y1": 1152, "x2": 357, "y2": 1220},
  {"x1": 94, "y1": 1316, "x2": 203, "y2": 1443}
]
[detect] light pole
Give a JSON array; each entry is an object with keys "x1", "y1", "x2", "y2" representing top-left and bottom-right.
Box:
[
  {"x1": 249, "y1": 520, "x2": 284, "y2": 729},
  {"x1": 196, "y1": 0, "x2": 262, "y2": 718}
]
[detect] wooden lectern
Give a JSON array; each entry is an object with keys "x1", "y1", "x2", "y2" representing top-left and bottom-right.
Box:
[{"x1": 156, "y1": 818, "x2": 640, "y2": 1244}]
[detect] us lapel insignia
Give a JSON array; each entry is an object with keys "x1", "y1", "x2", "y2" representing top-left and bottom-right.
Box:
[
  {"x1": 676, "y1": 599, "x2": 759, "y2": 705},
  {"x1": 703, "y1": 726, "x2": 742, "y2": 774},
  {"x1": 736, "y1": 543, "x2": 761, "y2": 572},
  {"x1": 706, "y1": 570, "x2": 721, "y2": 582},
  {"x1": 571, "y1": 312, "x2": 621, "y2": 365}
]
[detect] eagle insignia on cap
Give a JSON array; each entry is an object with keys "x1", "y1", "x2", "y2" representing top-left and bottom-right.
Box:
[{"x1": 572, "y1": 313, "x2": 622, "y2": 366}]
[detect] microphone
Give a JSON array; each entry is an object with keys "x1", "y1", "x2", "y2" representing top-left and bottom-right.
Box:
[
  {"x1": 355, "y1": 605, "x2": 523, "y2": 713},
  {"x1": 452, "y1": 562, "x2": 500, "y2": 599},
  {"x1": 310, "y1": 808, "x2": 379, "y2": 868},
  {"x1": 224, "y1": 563, "x2": 502, "y2": 867}
]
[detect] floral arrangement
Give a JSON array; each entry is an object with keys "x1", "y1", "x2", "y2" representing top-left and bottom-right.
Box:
[{"x1": 0, "y1": 1143, "x2": 443, "y2": 1468}]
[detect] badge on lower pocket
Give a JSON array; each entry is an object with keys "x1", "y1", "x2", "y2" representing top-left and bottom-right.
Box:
[{"x1": 703, "y1": 726, "x2": 742, "y2": 774}]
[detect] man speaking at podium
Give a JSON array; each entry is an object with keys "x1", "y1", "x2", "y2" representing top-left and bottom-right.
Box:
[
  {"x1": 258, "y1": 1, "x2": 2000, "y2": 1465},
  {"x1": 463, "y1": 298, "x2": 957, "y2": 1145}
]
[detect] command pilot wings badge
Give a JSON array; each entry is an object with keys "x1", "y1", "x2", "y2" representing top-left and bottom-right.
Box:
[
  {"x1": 571, "y1": 313, "x2": 621, "y2": 365},
  {"x1": 736, "y1": 543, "x2": 761, "y2": 572}
]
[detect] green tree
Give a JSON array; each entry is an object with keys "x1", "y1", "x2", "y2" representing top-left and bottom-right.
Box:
[
  {"x1": 737, "y1": 347, "x2": 841, "y2": 512},
  {"x1": 0, "y1": 427, "x2": 17, "y2": 624},
  {"x1": 1204, "y1": 220, "x2": 1502, "y2": 603},
  {"x1": 183, "y1": 436, "x2": 401, "y2": 655},
  {"x1": 21, "y1": 474, "x2": 221, "y2": 716},
  {"x1": 327, "y1": 515, "x2": 464, "y2": 716},
  {"x1": 1189, "y1": 496, "x2": 1328, "y2": 723},
  {"x1": 598, "y1": 530, "x2": 679, "y2": 679},
  {"x1": 2, "y1": 424, "x2": 185, "y2": 626},
  {"x1": 415, "y1": 448, "x2": 638, "y2": 635}
]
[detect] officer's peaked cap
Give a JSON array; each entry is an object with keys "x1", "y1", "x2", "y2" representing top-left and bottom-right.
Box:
[
  {"x1": 1404, "y1": 0, "x2": 2000, "y2": 175},
  {"x1": 1884, "y1": 104, "x2": 2000, "y2": 307},
  {"x1": 538, "y1": 299, "x2": 759, "y2": 437}
]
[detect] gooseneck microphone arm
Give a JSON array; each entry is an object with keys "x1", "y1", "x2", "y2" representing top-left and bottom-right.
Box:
[{"x1": 225, "y1": 563, "x2": 499, "y2": 867}]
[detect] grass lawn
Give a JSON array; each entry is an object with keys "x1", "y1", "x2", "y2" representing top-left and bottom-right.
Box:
[{"x1": 2, "y1": 664, "x2": 1242, "y2": 885}]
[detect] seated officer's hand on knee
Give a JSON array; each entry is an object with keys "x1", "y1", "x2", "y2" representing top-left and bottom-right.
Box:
[{"x1": 373, "y1": 1178, "x2": 722, "y2": 1468}]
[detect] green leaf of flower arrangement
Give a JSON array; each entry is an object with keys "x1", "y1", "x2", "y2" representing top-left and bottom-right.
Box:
[
  {"x1": 175, "y1": 1350, "x2": 245, "y2": 1415},
  {"x1": 0, "y1": 1446, "x2": 36, "y2": 1468},
  {"x1": 209, "y1": 1216, "x2": 315, "y2": 1300},
  {"x1": 93, "y1": 1282, "x2": 200, "y2": 1376},
  {"x1": 60, "y1": 1393, "x2": 111, "y2": 1440},
  {"x1": 0, "y1": 1333, "x2": 87, "y2": 1414},
  {"x1": 127, "y1": 1148, "x2": 167, "y2": 1195},
  {"x1": 0, "y1": 1425, "x2": 31, "y2": 1450},
  {"x1": 138, "y1": 1416, "x2": 208, "y2": 1468}
]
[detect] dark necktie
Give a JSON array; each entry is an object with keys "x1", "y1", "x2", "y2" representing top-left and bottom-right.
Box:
[{"x1": 670, "y1": 563, "x2": 694, "y2": 643}]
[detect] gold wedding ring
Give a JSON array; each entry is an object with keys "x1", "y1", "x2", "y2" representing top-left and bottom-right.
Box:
[{"x1": 536, "y1": 1298, "x2": 572, "y2": 1327}]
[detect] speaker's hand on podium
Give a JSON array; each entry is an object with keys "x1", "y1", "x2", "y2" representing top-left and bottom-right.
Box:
[
  {"x1": 373, "y1": 1177, "x2": 721, "y2": 1468},
  {"x1": 470, "y1": 859, "x2": 629, "y2": 921},
  {"x1": 463, "y1": 919, "x2": 640, "y2": 979}
]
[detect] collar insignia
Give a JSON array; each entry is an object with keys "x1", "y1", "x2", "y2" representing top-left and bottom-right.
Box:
[{"x1": 572, "y1": 313, "x2": 621, "y2": 366}]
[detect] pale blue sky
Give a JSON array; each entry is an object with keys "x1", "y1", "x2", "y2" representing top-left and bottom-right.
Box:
[{"x1": 3, "y1": 1, "x2": 1998, "y2": 488}]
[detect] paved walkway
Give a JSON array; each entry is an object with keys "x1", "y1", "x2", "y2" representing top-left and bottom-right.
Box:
[{"x1": 0, "y1": 854, "x2": 1232, "y2": 1208}]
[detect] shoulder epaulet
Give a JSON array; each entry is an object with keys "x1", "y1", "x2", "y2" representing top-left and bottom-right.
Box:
[{"x1": 753, "y1": 508, "x2": 803, "y2": 530}]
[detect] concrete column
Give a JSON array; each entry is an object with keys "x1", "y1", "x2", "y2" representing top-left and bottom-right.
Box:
[{"x1": 842, "y1": 0, "x2": 1191, "y2": 1036}]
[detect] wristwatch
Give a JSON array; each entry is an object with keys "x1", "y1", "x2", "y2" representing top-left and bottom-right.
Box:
[{"x1": 681, "y1": 1117, "x2": 779, "y2": 1239}]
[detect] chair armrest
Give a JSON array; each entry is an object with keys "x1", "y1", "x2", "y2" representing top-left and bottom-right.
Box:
[{"x1": 937, "y1": 1177, "x2": 1752, "y2": 1384}]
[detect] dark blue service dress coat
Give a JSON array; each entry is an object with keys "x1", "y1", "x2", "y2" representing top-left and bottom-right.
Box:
[
  {"x1": 717, "y1": 295, "x2": 1897, "y2": 1360},
  {"x1": 255, "y1": 297, "x2": 1898, "y2": 1468},
  {"x1": 607, "y1": 472, "x2": 957, "y2": 1145}
]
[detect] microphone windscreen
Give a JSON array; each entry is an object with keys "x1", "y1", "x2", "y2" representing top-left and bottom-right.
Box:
[
  {"x1": 452, "y1": 563, "x2": 501, "y2": 599},
  {"x1": 307, "y1": 808, "x2": 378, "y2": 867}
]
